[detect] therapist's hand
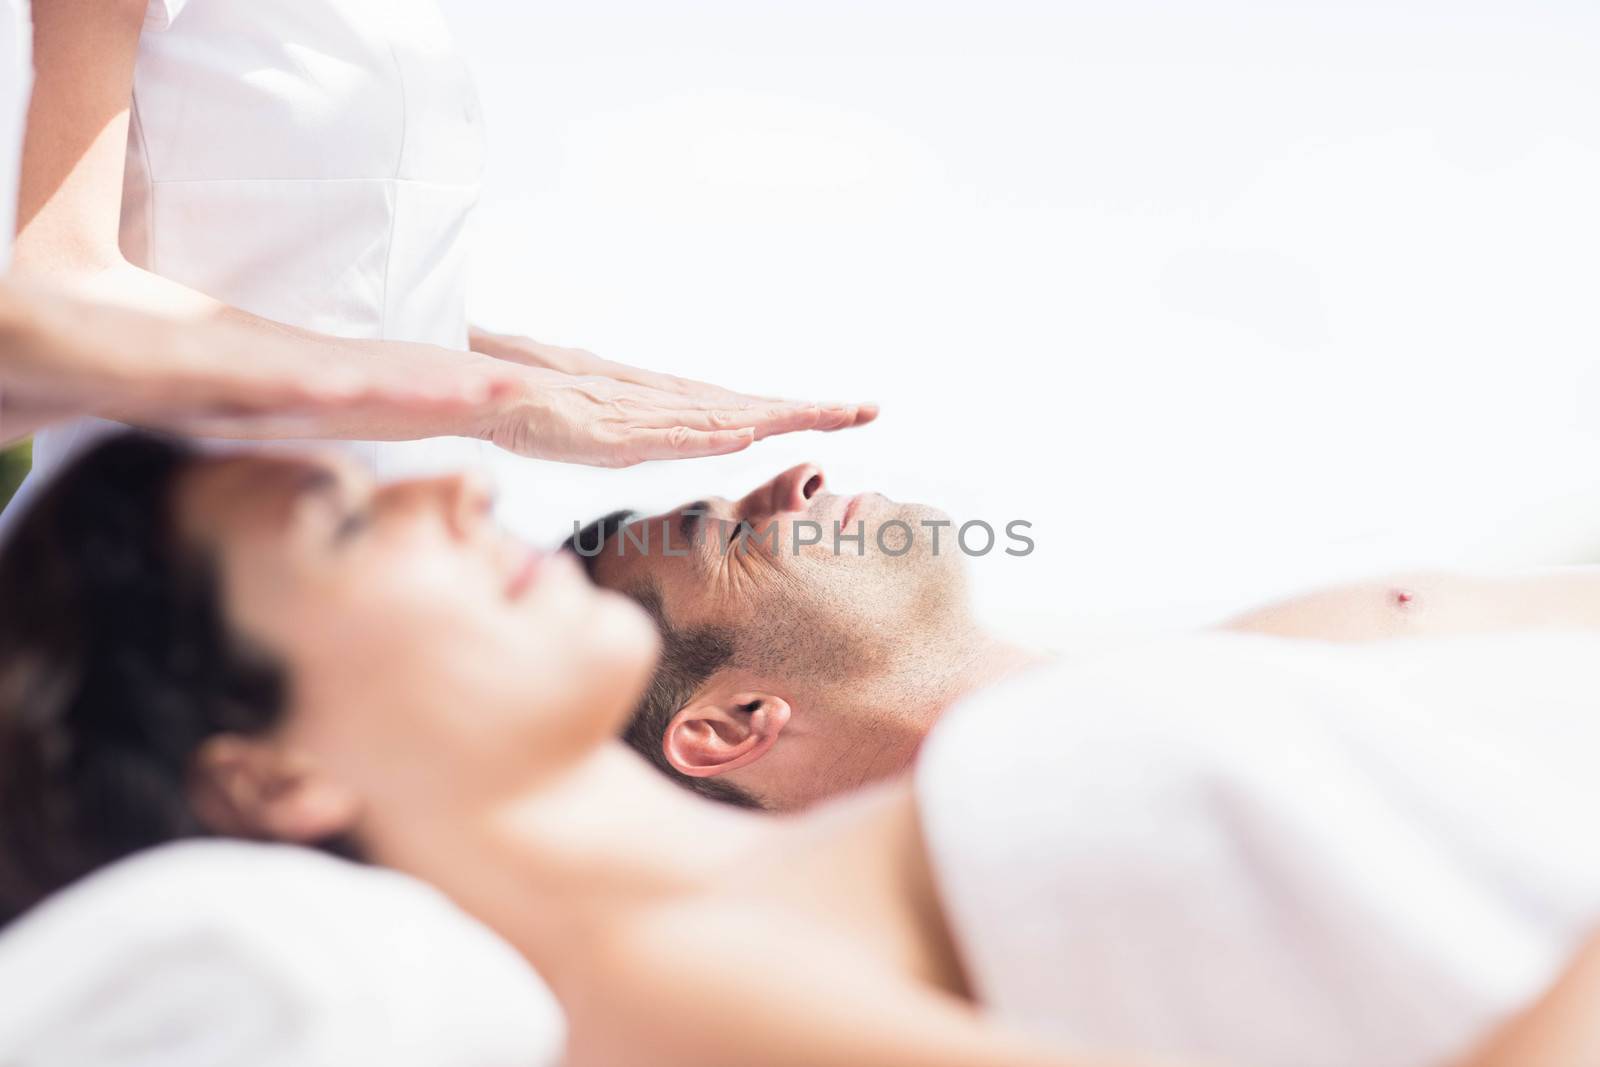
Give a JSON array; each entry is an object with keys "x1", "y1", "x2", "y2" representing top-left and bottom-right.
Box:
[
  {"x1": 478, "y1": 365, "x2": 873, "y2": 466},
  {"x1": 470, "y1": 329, "x2": 878, "y2": 466}
]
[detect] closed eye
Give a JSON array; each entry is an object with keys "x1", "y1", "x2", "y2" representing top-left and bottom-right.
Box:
[
  {"x1": 288, "y1": 464, "x2": 376, "y2": 548},
  {"x1": 679, "y1": 500, "x2": 710, "y2": 542},
  {"x1": 334, "y1": 509, "x2": 373, "y2": 544}
]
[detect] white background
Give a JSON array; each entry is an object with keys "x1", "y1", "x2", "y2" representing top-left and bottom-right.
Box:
[{"x1": 449, "y1": 1, "x2": 1600, "y2": 640}]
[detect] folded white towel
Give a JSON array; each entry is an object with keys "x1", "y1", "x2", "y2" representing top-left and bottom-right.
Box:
[
  {"x1": 918, "y1": 631, "x2": 1600, "y2": 1067},
  {"x1": 0, "y1": 840, "x2": 563, "y2": 1067}
]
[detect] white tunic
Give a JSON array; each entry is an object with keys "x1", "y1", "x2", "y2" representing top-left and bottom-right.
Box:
[
  {"x1": 919, "y1": 631, "x2": 1600, "y2": 1067},
  {"x1": 21, "y1": 0, "x2": 492, "y2": 498}
]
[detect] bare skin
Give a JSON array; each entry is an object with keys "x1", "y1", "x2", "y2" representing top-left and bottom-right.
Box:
[
  {"x1": 1222, "y1": 569, "x2": 1600, "y2": 643},
  {"x1": 0, "y1": 279, "x2": 516, "y2": 444},
  {"x1": 163, "y1": 449, "x2": 1600, "y2": 1067},
  {"x1": 588, "y1": 461, "x2": 1600, "y2": 809},
  {"x1": 1463, "y1": 928, "x2": 1600, "y2": 1067},
  {"x1": 589, "y1": 463, "x2": 1047, "y2": 808},
  {"x1": 167, "y1": 452, "x2": 1169, "y2": 1067}
]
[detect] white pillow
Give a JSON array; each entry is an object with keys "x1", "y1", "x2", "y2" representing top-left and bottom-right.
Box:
[{"x1": 0, "y1": 840, "x2": 564, "y2": 1067}]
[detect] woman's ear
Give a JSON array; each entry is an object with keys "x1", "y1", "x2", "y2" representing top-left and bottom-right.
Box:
[
  {"x1": 663, "y1": 692, "x2": 791, "y2": 779},
  {"x1": 190, "y1": 735, "x2": 361, "y2": 843}
]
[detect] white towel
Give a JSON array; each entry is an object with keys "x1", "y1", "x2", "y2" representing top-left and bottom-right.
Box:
[
  {"x1": 0, "y1": 840, "x2": 564, "y2": 1067},
  {"x1": 917, "y1": 631, "x2": 1600, "y2": 1067}
]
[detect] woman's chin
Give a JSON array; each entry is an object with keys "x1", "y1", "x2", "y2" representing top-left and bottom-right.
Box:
[
  {"x1": 598, "y1": 591, "x2": 663, "y2": 681},
  {"x1": 595, "y1": 586, "x2": 662, "y2": 651},
  {"x1": 573, "y1": 593, "x2": 661, "y2": 729}
]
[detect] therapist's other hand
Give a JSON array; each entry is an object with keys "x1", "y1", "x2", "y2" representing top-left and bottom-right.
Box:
[
  {"x1": 479, "y1": 365, "x2": 872, "y2": 467},
  {"x1": 470, "y1": 331, "x2": 878, "y2": 462}
]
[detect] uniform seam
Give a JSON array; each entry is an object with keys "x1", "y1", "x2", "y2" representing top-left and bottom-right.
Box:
[
  {"x1": 144, "y1": 176, "x2": 477, "y2": 189},
  {"x1": 128, "y1": 88, "x2": 158, "y2": 272},
  {"x1": 377, "y1": 41, "x2": 410, "y2": 341}
]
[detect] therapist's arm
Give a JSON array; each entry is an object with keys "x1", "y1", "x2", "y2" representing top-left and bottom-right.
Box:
[
  {"x1": 0, "y1": 279, "x2": 510, "y2": 446},
  {"x1": 1459, "y1": 929, "x2": 1600, "y2": 1067},
  {"x1": 14, "y1": 0, "x2": 852, "y2": 465}
]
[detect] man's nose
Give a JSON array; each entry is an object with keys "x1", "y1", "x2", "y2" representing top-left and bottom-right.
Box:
[{"x1": 740, "y1": 463, "x2": 824, "y2": 521}]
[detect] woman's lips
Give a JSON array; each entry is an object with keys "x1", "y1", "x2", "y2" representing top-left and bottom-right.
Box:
[{"x1": 505, "y1": 546, "x2": 547, "y2": 600}]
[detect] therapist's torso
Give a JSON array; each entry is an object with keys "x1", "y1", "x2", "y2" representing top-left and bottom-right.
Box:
[{"x1": 27, "y1": 0, "x2": 491, "y2": 485}]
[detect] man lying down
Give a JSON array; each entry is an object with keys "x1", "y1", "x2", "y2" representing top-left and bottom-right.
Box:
[
  {"x1": 4, "y1": 435, "x2": 1600, "y2": 1067},
  {"x1": 573, "y1": 461, "x2": 1600, "y2": 809},
  {"x1": 573, "y1": 462, "x2": 1600, "y2": 1064}
]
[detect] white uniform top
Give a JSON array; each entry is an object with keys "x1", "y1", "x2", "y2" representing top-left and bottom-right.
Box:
[
  {"x1": 18, "y1": 0, "x2": 492, "y2": 505},
  {"x1": 918, "y1": 631, "x2": 1600, "y2": 1067},
  {"x1": 0, "y1": 0, "x2": 29, "y2": 270}
]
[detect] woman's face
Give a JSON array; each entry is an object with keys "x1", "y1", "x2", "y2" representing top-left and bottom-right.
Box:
[{"x1": 172, "y1": 452, "x2": 660, "y2": 826}]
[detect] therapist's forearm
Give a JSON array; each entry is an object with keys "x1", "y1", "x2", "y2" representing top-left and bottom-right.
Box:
[
  {"x1": 1464, "y1": 929, "x2": 1600, "y2": 1066},
  {"x1": 0, "y1": 286, "x2": 74, "y2": 443},
  {"x1": 10, "y1": 259, "x2": 517, "y2": 442},
  {"x1": 0, "y1": 391, "x2": 64, "y2": 445},
  {"x1": 0, "y1": 402, "x2": 61, "y2": 446}
]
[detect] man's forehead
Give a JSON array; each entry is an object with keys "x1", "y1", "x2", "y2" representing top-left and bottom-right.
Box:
[
  {"x1": 590, "y1": 518, "x2": 665, "y2": 587},
  {"x1": 588, "y1": 511, "x2": 715, "y2": 624}
]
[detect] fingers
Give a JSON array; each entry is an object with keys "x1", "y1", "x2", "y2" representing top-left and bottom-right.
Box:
[
  {"x1": 640, "y1": 402, "x2": 824, "y2": 439},
  {"x1": 607, "y1": 426, "x2": 757, "y2": 466},
  {"x1": 552, "y1": 358, "x2": 881, "y2": 440},
  {"x1": 686, "y1": 396, "x2": 879, "y2": 434},
  {"x1": 574, "y1": 359, "x2": 763, "y2": 402},
  {"x1": 633, "y1": 399, "x2": 880, "y2": 440},
  {"x1": 843, "y1": 402, "x2": 880, "y2": 428},
  {"x1": 749, "y1": 404, "x2": 828, "y2": 440},
  {"x1": 600, "y1": 398, "x2": 877, "y2": 467},
  {"x1": 802, "y1": 401, "x2": 880, "y2": 432}
]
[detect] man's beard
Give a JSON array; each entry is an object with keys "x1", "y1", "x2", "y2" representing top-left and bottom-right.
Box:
[{"x1": 742, "y1": 540, "x2": 974, "y2": 690}]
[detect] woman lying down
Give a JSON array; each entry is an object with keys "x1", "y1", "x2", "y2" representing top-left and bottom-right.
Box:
[{"x1": 4, "y1": 432, "x2": 1600, "y2": 1067}]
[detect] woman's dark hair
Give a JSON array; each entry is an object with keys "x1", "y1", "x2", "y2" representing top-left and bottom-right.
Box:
[{"x1": 0, "y1": 433, "x2": 345, "y2": 928}]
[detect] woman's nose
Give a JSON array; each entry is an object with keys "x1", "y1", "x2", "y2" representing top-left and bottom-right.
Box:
[
  {"x1": 443, "y1": 472, "x2": 496, "y2": 538},
  {"x1": 391, "y1": 472, "x2": 495, "y2": 539},
  {"x1": 741, "y1": 463, "x2": 824, "y2": 521}
]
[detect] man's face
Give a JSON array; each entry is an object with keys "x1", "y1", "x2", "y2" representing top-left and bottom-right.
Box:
[{"x1": 589, "y1": 463, "x2": 970, "y2": 685}]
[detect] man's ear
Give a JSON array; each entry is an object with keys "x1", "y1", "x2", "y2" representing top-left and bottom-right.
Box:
[
  {"x1": 663, "y1": 691, "x2": 791, "y2": 779},
  {"x1": 190, "y1": 735, "x2": 361, "y2": 843}
]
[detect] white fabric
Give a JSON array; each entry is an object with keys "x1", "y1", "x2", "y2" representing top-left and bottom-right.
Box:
[
  {"x1": 143, "y1": 0, "x2": 187, "y2": 32},
  {"x1": 0, "y1": 0, "x2": 29, "y2": 271},
  {"x1": 15, "y1": 0, "x2": 492, "y2": 516},
  {"x1": 918, "y1": 630, "x2": 1600, "y2": 1067},
  {"x1": 0, "y1": 840, "x2": 563, "y2": 1066}
]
